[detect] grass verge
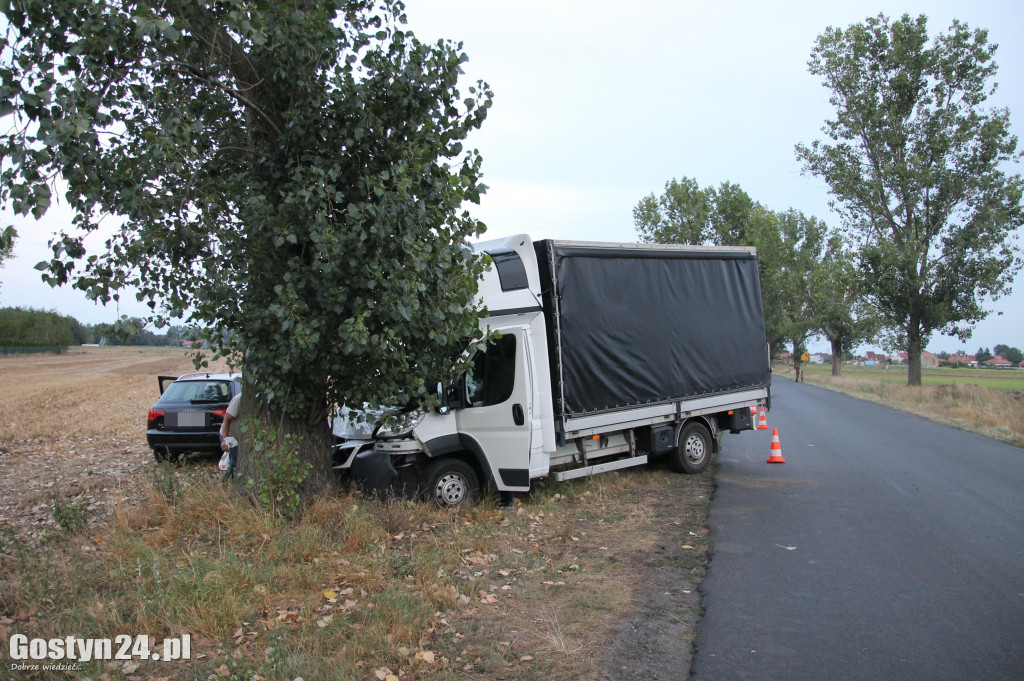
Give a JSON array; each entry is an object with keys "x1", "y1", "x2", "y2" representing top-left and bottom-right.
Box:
[{"x1": 1, "y1": 463, "x2": 712, "y2": 681}]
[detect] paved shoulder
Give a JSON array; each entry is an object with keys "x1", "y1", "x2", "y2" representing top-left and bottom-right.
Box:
[{"x1": 692, "y1": 379, "x2": 1024, "y2": 681}]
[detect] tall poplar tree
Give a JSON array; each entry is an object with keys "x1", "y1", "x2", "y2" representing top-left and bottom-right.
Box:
[
  {"x1": 797, "y1": 13, "x2": 1023, "y2": 386},
  {"x1": 0, "y1": 1, "x2": 492, "y2": 503}
]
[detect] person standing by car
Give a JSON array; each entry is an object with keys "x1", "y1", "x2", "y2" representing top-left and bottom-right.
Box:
[{"x1": 220, "y1": 392, "x2": 241, "y2": 479}]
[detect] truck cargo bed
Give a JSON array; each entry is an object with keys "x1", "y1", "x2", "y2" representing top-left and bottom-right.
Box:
[{"x1": 534, "y1": 240, "x2": 771, "y2": 431}]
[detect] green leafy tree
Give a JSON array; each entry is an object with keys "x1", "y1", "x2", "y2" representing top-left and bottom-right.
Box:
[
  {"x1": 770, "y1": 209, "x2": 830, "y2": 381},
  {"x1": 0, "y1": 307, "x2": 75, "y2": 347},
  {"x1": 0, "y1": 1, "x2": 492, "y2": 502},
  {"x1": 808, "y1": 235, "x2": 880, "y2": 376},
  {"x1": 796, "y1": 13, "x2": 1024, "y2": 386},
  {"x1": 0, "y1": 225, "x2": 13, "y2": 296},
  {"x1": 976, "y1": 347, "x2": 993, "y2": 363},
  {"x1": 994, "y1": 344, "x2": 1023, "y2": 364},
  {"x1": 634, "y1": 177, "x2": 715, "y2": 245}
]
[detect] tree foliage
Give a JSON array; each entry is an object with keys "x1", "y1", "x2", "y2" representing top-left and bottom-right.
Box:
[
  {"x1": 796, "y1": 13, "x2": 1024, "y2": 385},
  {"x1": 0, "y1": 1, "x2": 492, "y2": 499},
  {"x1": 993, "y1": 344, "x2": 1023, "y2": 364},
  {"x1": 0, "y1": 306, "x2": 75, "y2": 347},
  {"x1": 807, "y1": 235, "x2": 880, "y2": 375}
]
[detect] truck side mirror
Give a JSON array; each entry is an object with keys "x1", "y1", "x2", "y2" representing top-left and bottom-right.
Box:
[{"x1": 436, "y1": 381, "x2": 451, "y2": 415}]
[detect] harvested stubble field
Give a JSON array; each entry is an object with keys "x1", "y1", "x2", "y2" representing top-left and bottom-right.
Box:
[
  {"x1": 0, "y1": 347, "x2": 713, "y2": 681},
  {"x1": 0, "y1": 346, "x2": 222, "y2": 541}
]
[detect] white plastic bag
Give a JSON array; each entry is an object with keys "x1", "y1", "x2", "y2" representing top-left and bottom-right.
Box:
[{"x1": 218, "y1": 451, "x2": 230, "y2": 471}]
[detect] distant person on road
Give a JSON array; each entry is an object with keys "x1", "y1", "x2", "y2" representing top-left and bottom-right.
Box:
[{"x1": 220, "y1": 392, "x2": 241, "y2": 480}]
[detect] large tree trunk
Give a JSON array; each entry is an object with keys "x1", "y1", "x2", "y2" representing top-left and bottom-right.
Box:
[
  {"x1": 907, "y1": 322, "x2": 923, "y2": 387},
  {"x1": 830, "y1": 338, "x2": 843, "y2": 376},
  {"x1": 233, "y1": 390, "x2": 335, "y2": 505}
]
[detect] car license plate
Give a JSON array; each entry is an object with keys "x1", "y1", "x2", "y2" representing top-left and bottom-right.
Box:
[{"x1": 169, "y1": 412, "x2": 206, "y2": 427}]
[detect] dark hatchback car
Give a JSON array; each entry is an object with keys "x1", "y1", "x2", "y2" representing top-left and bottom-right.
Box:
[{"x1": 147, "y1": 372, "x2": 241, "y2": 461}]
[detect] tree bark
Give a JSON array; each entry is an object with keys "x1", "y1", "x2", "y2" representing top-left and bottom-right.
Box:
[
  {"x1": 907, "y1": 321, "x2": 923, "y2": 386},
  {"x1": 830, "y1": 338, "x2": 843, "y2": 376},
  {"x1": 233, "y1": 390, "x2": 336, "y2": 502}
]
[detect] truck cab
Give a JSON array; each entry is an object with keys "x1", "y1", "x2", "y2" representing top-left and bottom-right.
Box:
[{"x1": 354, "y1": 235, "x2": 554, "y2": 505}]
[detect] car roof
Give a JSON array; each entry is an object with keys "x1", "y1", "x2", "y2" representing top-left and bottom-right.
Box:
[{"x1": 175, "y1": 372, "x2": 241, "y2": 382}]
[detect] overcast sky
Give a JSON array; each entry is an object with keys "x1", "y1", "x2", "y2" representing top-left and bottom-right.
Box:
[{"x1": 2, "y1": 0, "x2": 1022, "y2": 354}]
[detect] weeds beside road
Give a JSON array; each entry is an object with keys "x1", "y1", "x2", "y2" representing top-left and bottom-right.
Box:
[{"x1": 0, "y1": 348, "x2": 713, "y2": 680}]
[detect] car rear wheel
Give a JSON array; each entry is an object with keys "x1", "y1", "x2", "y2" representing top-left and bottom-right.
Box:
[{"x1": 153, "y1": 447, "x2": 172, "y2": 463}]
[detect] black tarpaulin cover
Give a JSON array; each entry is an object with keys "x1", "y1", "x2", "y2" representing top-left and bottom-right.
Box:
[{"x1": 535, "y1": 241, "x2": 771, "y2": 417}]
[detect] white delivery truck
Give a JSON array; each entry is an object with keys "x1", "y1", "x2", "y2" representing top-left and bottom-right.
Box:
[{"x1": 334, "y1": 234, "x2": 772, "y2": 506}]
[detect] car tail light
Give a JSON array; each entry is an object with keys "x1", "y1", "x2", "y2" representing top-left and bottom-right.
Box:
[
  {"x1": 214, "y1": 407, "x2": 227, "y2": 418},
  {"x1": 148, "y1": 407, "x2": 164, "y2": 422}
]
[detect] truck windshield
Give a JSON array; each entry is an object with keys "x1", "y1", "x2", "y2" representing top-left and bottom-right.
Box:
[{"x1": 466, "y1": 335, "x2": 517, "y2": 407}]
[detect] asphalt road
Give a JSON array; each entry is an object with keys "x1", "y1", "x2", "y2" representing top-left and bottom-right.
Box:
[{"x1": 691, "y1": 378, "x2": 1024, "y2": 681}]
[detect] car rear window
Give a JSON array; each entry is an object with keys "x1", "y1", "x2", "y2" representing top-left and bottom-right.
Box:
[{"x1": 159, "y1": 380, "x2": 233, "y2": 404}]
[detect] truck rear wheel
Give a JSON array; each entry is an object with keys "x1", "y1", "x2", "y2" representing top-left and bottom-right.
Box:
[
  {"x1": 423, "y1": 458, "x2": 479, "y2": 508},
  {"x1": 670, "y1": 422, "x2": 711, "y2": 474}
]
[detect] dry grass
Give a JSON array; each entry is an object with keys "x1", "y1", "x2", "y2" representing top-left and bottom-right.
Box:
[
  {"x1": 0, "y1": 347, "x2": 714, "y2": 680},
  {"x1": 779, "y1": 365, "x2": 1024, "y2": 447}
]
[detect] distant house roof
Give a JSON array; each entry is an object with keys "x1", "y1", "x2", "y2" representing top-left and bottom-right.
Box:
[
  {"x1": 985, "y1": 355, "x2": 1012, "y2": 366},
  {"x1": 922, "y1": 351, "x2": 938, "y2": 359}
]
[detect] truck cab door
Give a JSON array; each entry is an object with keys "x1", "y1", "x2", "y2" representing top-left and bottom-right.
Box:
[{"x1": 456, "y1": 328, "x2": 532, "y2": 492}]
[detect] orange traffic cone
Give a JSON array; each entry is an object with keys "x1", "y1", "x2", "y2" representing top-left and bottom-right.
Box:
[
  {"x1": 756, "y1": 406, "x2": 769, "y2": 430},
  {"x1": 766, "y1": 428, "x2": 786, "y2": 464}
]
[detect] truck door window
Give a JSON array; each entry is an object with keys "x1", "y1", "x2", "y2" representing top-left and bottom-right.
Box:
[{"x1": 466, "y1": 335, "x2": 517, "y2": 407}]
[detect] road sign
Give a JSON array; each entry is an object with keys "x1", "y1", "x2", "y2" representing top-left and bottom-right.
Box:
[{"x1": 800, "y1": 352, "x2": 810, "y2": 362}]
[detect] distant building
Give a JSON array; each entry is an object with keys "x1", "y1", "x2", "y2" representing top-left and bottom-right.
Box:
[{"x1": 984, "y1": 355, "x2": 1013, "y2": 368}]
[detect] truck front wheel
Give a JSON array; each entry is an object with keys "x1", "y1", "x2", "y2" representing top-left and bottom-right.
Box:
[
  {"x1": 423, "y1": 458, "x2": 480, "y2": 508},
  {"x1": 670, "y1": 422, "x2": 711, "y2": 474}
]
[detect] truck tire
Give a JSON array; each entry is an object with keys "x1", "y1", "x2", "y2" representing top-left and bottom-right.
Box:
[
  {"x1": 423, "y1": 458, "x2": 480, "y2": 508},
  {"x1": 153, "y1": 447, "x2": 172, "y2": 463},
  {"x1": 670, "y1": 422, "x2": 711, "y2": 474}
]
